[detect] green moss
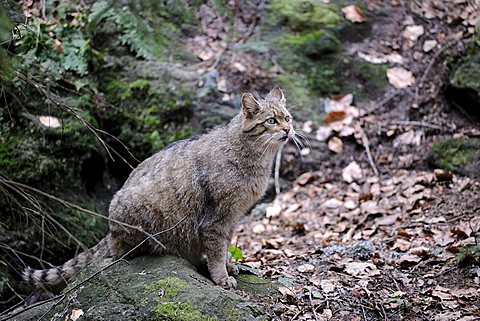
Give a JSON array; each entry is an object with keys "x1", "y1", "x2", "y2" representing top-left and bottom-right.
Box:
[
  {"x1": 428, "y1": 138, "x2": 480, "y2": 173},
  {"x1": 278, "y1": 30, "x2": 340, "y2": 57},
  {"x1": 262, "y1": 0, "x2": 387, "y2": 122},
  {"x1": 456, "y1": 246, "x2": 480, "y2": 266},
  {"x1": 267, "y1": 0, "x2": 339, "y2": 31},
  {"x1": 151, "y1": 302, "x2": 217, "y2": 321},
  {"x1": 145, "y1": 277, "x2": 218, "y2": 321},
  {"x1": 451, "y1": 60, "x2": 480, "y2": 92}
]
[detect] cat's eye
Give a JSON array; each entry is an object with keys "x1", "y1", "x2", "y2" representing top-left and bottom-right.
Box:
[
  {"x1": 266, "y1": 118, "x2": 277, "y2": 125},
  {"x1": 285, "y1": 116, "x2": 292, "y2": 122}
]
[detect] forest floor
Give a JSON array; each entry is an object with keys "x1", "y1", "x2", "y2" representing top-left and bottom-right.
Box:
[
  {"x1": 2, "y1": 1, "x2": 480, "y2": 320},
  {"x1": 219, "y1": 1, "x2": 480, "y2": 320}
]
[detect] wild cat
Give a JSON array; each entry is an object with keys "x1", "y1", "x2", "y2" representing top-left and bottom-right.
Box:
[{"x1": 13, "y1": 87, "x2": 298, "y2": 300}]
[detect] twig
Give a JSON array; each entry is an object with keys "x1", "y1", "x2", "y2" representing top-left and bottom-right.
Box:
[
  {"x1": 308, "y1": 287, "x2": 319, "y2": 321},
  {"x1": 0, "y1": 215, "x2": 188, "y2": 321},
  {"x1": 355, "y1": 124, "x2": 379, "y2": 176},
  {"x1": 414, "y1": 41, "x2": 455, "y2": 105},
  {"x1": 274, "y1": 144, "x2": 283, "y2": 195},
  {"x1": 361, "y1": 304, "x2": 367, "y2": 321},
  {"x1": 0, "y1": 177, "x2": 165, "y2": 249},
  {"x1": 363, "y1": 89, "x2": 402, "y2": 116},
  {"x1": 389, "y1": 120, "x2": 443, "y2": 130}
]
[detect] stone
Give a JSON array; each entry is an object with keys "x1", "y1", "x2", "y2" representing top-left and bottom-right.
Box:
[{"x1": 15, "y1": 256, "x2": 268, "y2": 321}]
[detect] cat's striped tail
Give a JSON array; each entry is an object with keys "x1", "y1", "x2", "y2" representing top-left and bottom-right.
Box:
[{"x1": 12, "y1": 236, "x2": 110, "y2": 295}]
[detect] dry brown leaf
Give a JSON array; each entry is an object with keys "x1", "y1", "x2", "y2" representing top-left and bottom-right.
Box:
[
  {"x1": 325, "y1": 94, "x2": 353, "y2": 112},
  {"x1": 319, "y1": 280, "x2": 336, "y2": 294},
  {"x1": 345, "y1": 262, "x2": 380, "y2": 277},
  {"x1": 53, "y1": 38, "x2": 63, "y2": 54},
  {"x1": 341, "y1": 5, "x2": 365, "y2": 23},
  {"x1": 423, "y1": 39, "x2": 438, "y2": 52},
  {"x1": 387, "y1": 67, "x2": 415, "y2": 89},
  {"x1": 450, "y1": 287, "x2": 479, "y2": 299},
  {"x1": 342, "y1": 161, "x2": 363, "y2": 183},
  {"x1": 397, "y1": 254, "x2": 421, "y2": 267},
  {"x1": 297, "y1": 263, "x2": 315, "y2": 273},
  {"x1": 323, "y1": 111, "x2": 346, "y2": 123},
  {"x1": 316, "y1": 126, "x2": 332, "y2": 141},
  {"x1": 294, "y1": 172, "x2": 318, "y2": 186},
  {"x1": 69, "y1": 308, "x2": 84, "y2": 321},
  {"x1": 403, "y1": 25, "x2": 424, "y2": 41},
  {"x1": 322, "y1": 198, "x2": 343, "y2": 209},
  {"x1": 431, "y1": 290, "x2": 452, "y2": 301},
  {"x1": 328, "y1": 137, "x2": 343, "y2": 154},
  {"x1": 278, "y1": 286, "x2": 296, "y2": 297}
]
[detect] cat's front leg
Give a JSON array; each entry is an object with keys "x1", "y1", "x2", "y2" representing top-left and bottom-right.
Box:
[{"x1": 202, "y1": 229, "x2": 237, "y2": 289}]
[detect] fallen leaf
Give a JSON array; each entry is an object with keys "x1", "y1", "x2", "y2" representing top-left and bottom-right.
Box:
[
  {"x1": 410, "y1": 246, "x2": 431, "y2": 258},
  {"x1": 397, "y1": 254, "x2": 421, "y2": 267},
  {"x1": 322, "y1": 198, "x2": 343, "y2": 209},
  {"x1": 344, "y1": 262, "x2": 380, "y2": 277},
  {"x1": 431, "y1": 290, "x2": 452, "y2": 301},
  {"x1": 403, "y1": 25, "x2": 424, "y2": 41},
  {"x1": 53, "y1": 38, "x2": 62, "y2": 54},
  {"x1": 278, "y1": 286, "x2": 295, "y2": 297},
  {"x1": 297, "y1": 263, "x2": 315, "y2": 273},
  {"x1": 266, "y1": 204, "x2": 282, "y2": 218},
  {"x1": 325, "y1": 94, "x2": 353, "y2": 112},
  {"x1": 38, "y1": 115, "x2": 61, "y2": 128},
  {"x1": 328, "y1": 137, "x2": 343, "y2": 154},
  {"x1": 393, "y1": 130, "x2": 422, "y2": 146},
  {"x1": 342, "y1": 161, "x2": 363, "y2": 183},
  {"x1": 316, "y1": 126, "x2": 332, "y2": 141},
  {"x1": 294, "y1": 172, "x2": 318, "y2": 186},
  {"x1": 450, "y1": 287, "x2": 479, "y2": 299},
  {"x1": 386, "y1": 67, "x2": 415, "y2": 89},
  {"x1": 434, "y1": 169, "x2": 453, "y2": 182},
  {"x1": 323, "y1": 111, "x2": 346, "y2": 123},
  {"x1": 252, "y1": 223, "x2": 265, "y2": 234},
  {"x1": 69, "y1": 308, "x2": 84, "y2": 321},
  {"x1": 423, "y1": 39, "x2": 438, "y2": 52},
  {"x1": 341, "y1": 5, "x2": 365, "y2": 23},
  {"x1": 319, "y1": 280, "x2": 336, "y2": 293}
]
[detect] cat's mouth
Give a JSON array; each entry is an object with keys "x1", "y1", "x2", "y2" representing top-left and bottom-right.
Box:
[{"x1": 278, "y1": 134, "x2": 289, "y2": 141}]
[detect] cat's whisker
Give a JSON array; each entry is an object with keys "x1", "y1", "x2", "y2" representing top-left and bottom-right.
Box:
[
  {"x1": 255, "y1": 135, "x2": 274, "y2": 154},
  {"x1": 294, "y1": 132, "x2": 311, "y2": 148},
  {"x1": 291, "y1": 137, "x2": 305, "y2": 161},
  {"x1": 259, "y1": 137, "x2": 277, "y2": 158},
  {"x1": 292, "y1": 135, "x2": 306, "y2": 150}
]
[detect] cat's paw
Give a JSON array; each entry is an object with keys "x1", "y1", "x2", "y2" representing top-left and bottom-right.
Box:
[
  {"x1": 227, "y1": 263, "x2": 239, "y2": 276},
  {"x1": 218, "y1": 276, "x2": 237, "y2": 289}
]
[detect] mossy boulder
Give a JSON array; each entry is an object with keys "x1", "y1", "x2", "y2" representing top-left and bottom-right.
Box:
[
  {"x1": 262, "y1": 0, "x2": 387, "y2": 120},
  {"x1": 447, "y1": 54, "x2": 480, "y2": 119},
  {"x1": 427, "y1": 138, "x2": 480, "y2": 179},
  {"x1": 14, "y1": 256, "x2": 268, "y2": 321}
]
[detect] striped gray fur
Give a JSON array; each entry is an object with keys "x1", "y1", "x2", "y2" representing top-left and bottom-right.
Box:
[{"x1": 19, "y1": 87, "x2": 295, "y2": 297}]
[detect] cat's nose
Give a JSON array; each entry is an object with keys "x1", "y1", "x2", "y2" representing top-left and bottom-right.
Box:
[{"x1": 283, "y1": 128, "x2": 290, "y2": 134}]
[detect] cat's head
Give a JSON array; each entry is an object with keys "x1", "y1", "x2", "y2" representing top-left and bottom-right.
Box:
[{"x1": 241, "y1": 87, "x2": 296, "y2": 151}]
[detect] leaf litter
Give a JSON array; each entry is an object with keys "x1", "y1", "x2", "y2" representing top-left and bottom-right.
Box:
[
  {"x1": 181, "y1": 0, "x2": 480, "y2": 319},
  {"x1": 229, "y1": 0, "x2": 480, "y2": 319}
]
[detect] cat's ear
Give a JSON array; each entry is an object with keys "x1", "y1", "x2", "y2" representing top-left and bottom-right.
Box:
[
  {"x1": 265, "y1": 87, "x2": 286, "y2": 103},
  {"x1": 241, "y1": 93, "x2": 260, "y2": 118}
]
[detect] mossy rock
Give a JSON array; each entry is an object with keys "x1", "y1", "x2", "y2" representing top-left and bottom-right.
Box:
[
  {"x1": 263, "y1": 0, "x2": 387, "y2": 121},
  {"x1": 427, "y1": 138, "x2": 480, "y2": 178},
  {"x1": 15, "y1": 256, "x2": 268, "y2": 321},
  {"x1": 447, "y1": 54, "x2": 480, "y2": 119}
]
